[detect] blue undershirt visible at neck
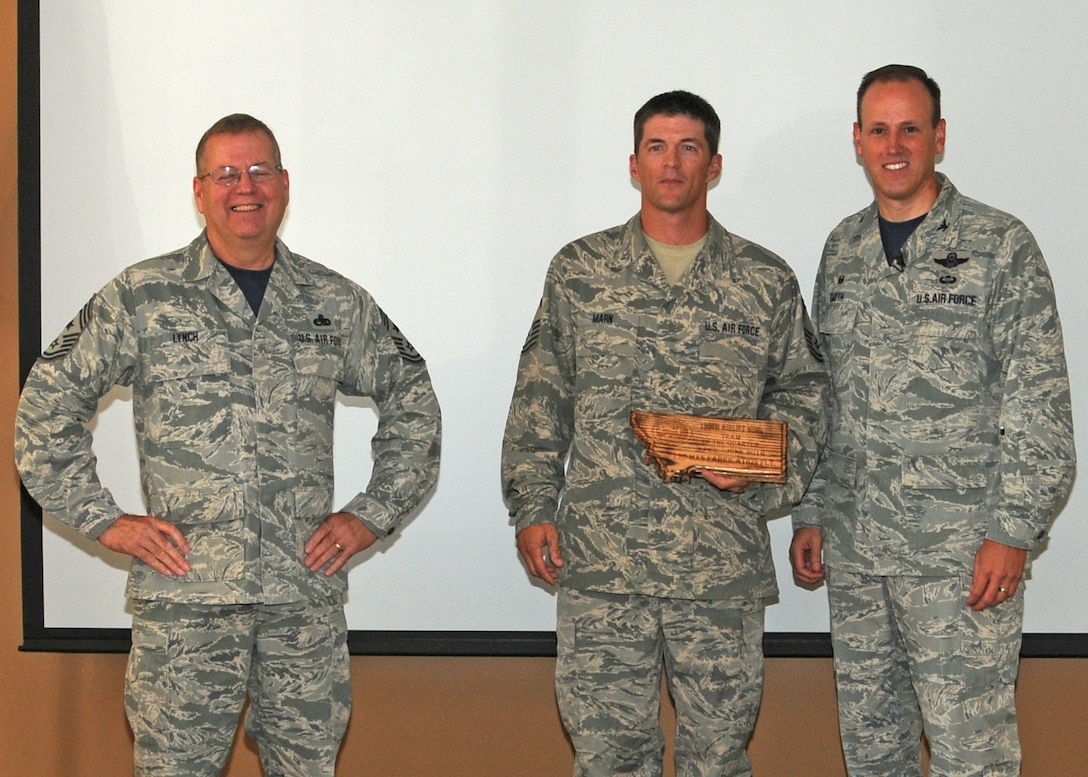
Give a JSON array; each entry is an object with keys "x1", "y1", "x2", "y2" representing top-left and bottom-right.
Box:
[
  {"x1": 219, "y1": 260, "x2": 273, "y2": 315},
  {"x1": 878, "y1": 213, "x2": 926, "y2": 267}
]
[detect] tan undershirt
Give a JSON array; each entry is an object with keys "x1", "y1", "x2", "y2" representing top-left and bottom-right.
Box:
[{"x1": 646, "y1": 234, "x2": 707, "y2": 284}]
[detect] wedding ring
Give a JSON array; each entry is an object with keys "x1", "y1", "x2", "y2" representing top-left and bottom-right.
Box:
[
  {"x1": 998, "y1": 587, "x2": 1008, "y2": 593},
  {"x1": 335, "y1": 542, "x2": 343, "y2": 551}
]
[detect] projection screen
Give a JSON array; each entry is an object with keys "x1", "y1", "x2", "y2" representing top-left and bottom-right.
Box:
[{"x1": 19, "y1": 1, "x2": 1088, "y2": 656}]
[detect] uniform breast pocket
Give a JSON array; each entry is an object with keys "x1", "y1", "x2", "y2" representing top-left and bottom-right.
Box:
[
  {"x1": 818, "y1": 298, "x2": 859, "y2": 334},
  {"x1": 138, "y1": 330, "x2": 234, "y2": 449},
  {"x1": 293, "y1": 349, "x2": 345, "y2": 406},
  {"x1": 577, "y1": 319, "x2": 638, "y2": 379},
  {"x1": 695, "y1": 339, "x2": 765, "y2": 411},
  {"x1": 817, "y1": 297, "x2": 858, "y2": 345},
  {"x1": 893, "y1": 319, "x2": 986, "y2": 438},
  {"x1": 816, "y1": 300, "x2": 858, "y2": 385},
  {"x1": 291, "y1": 349, "x2": 345, "y2": 462}
]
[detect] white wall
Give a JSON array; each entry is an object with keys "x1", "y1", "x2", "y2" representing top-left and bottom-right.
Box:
[{"x1": 35, "y1": 1, "x2": 1088, "y2": 637}]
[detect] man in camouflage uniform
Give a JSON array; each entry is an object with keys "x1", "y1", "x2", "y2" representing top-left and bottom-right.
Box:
[
  {"x1": 790, "y1": 65, "x2": 1075, "y2": 777},
  {"x1": 15, "y1": 114, "x2": 441, "y2": 776},
  {"x1": 502, "y1": 90, "x2": 827, "y2": 776}
]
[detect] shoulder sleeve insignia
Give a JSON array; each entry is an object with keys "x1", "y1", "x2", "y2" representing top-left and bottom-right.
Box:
[
  {"x1": 802, "y1": 301, "x2": 823, "y2": 363},
  {"x1": 41, "y1": 298, "x2": 94, "y2": 360},
  {"x1": 804, "y1": 323, "x2": 824, "y2": 363},
  {"x1": 521, "y1": 317, "x2": 542, "y2": 356},
  {"x1": 378, "y1": 308, "x2": 423, "y2": 364}
]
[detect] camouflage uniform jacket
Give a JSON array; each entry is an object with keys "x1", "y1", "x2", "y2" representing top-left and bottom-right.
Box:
[
  {"x1": 16, "y1": 232, "x2": 442, "y2": 605},
  {"x1": 503, "y1": 214, "x2": 828, "y2": 600},
  {"x1": 793, "y1": 175, "x2": 1075, "y2": 575}
]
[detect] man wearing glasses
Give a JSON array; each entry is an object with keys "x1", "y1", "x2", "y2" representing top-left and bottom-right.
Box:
[{"x1": 16, "y1": 114, "x2": 442, "y2": 775}]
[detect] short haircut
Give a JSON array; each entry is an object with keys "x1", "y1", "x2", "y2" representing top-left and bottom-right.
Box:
[
  {"x1": 856, "y1": 64, "x2": 942, "y2": 127},
  {"x1": 195, "y1": 113, "x2": 282, "y2": 172},
  {"x1": 633, "y1": 90, "x2": 721, "y2": 156}
]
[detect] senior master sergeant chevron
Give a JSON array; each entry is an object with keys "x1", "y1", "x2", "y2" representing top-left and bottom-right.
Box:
[
  {"x1": 789, "y1": 65, "x2": 1076, "y2": 777},
  {"x1": 502, "y1": 90, "x2": 828, "y2": 777},
  {"x1": 15, "y1": 114, "x2": 441, "y2": 776}
]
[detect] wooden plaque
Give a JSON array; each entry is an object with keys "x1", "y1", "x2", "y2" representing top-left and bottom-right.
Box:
[{"x1": 630, "y1": 410, "x2": 788, "y2": 484}]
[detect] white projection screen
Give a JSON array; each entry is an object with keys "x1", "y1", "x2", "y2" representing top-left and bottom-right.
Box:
[{"x1": 19, "y1": 2, "x2": 1088, "y2": 655}]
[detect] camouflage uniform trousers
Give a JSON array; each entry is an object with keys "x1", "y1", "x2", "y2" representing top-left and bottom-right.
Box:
[
  {"x1": 556, "y1": 587, "x2": 765, "y2": 777},
  {"x1": 126, "y1": 599, "x2": 351, "y2": 777},
  {"x1": 827, "y1": 569, "x2": 1023, "y2": 777}
]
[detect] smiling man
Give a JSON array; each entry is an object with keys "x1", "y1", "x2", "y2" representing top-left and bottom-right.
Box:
[
  {"x1": 503, "y1": 91, "x2": 827, "y2": 776},
  {"x1": 193, "y1": 126, "x2": 291, "y2": 269},
  {"x1": 15, "y1": 114, "x2": 442, "y2": 776},
  {"x1": 790, "y1": 65, "x2": 1075, "y2": 777},
  {"x1": 851, "y1": 75, "x2": 946, "y2": 222}
]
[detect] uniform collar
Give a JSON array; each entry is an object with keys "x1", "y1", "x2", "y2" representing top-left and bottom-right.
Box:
[
  {"x1": 607, "y1": 212, "x2": 738, "y2": 284},
  {"x1": 854, "y1": 173, "x2": 962, "y2": 277},
  {"x1": 182, "y1": 231, "x2": 315, "y2": 288}
]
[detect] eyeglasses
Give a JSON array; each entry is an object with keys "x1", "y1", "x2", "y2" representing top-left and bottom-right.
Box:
[{"x1": 198, "y1": 163, "x2": 283, "y2": 186}]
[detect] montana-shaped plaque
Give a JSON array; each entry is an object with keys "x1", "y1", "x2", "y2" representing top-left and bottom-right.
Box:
[{"x1": 630, "y1": 410, "x2": 788, "y2": 484}]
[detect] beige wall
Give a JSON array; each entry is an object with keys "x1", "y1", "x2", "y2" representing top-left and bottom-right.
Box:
[{"x1": 2, "y1": 4, "x2": 1086, "y2": 774}]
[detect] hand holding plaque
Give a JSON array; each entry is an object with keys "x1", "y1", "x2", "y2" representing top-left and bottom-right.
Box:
[{"x1": 630, "y1": 410, "x2": 788, "y2": 484}]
